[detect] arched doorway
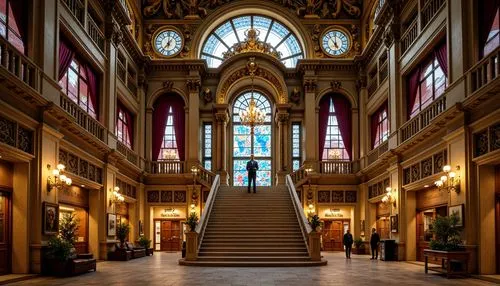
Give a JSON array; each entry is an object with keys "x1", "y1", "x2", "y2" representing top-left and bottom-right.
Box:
[{"x1": 231, "y1": 91, "x2": 272, "y2": 186}]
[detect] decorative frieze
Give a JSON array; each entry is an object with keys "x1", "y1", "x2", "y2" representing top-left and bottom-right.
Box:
[
  {"x1": 59, "y1": 149, "x2": 103, "y2": 184},
  {"x1": 317, "y1": 190, "x2": 357, "y2": 203},
  {"x1": 473, "y1": 122, "x2": 500, "y2": 158},
  {"x1": 0, "y1": 115, "x2": 33, "y2": 154},
  {"x1": 402, "y1": 149, "x2": 447, "y2": 185},
  {"x1": 368, "y1": 178, "x2": 390, "y2": 199},
  {"x1": 147, "y1": 190, "x2": 186, "y2": 203},
  {"x1": 116, "y1": 179, "x2": 137, "y2": 199}
]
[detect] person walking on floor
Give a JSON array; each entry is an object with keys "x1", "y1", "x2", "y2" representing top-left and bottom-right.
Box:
[
  {"x1": 246, "y1": 154, "x2": 258, "y2": 193},
  {"x1": 370, "y1": 228, "x2": 380, "y2": 260},
  {"x1": 343, "y1": 229, "x2": 354, "y2": 259}
]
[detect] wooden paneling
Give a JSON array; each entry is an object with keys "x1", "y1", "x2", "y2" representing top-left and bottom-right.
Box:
[
  {"x1": 115, "y1": 202, "x2": 129, "y2": 216},
  {"x1": 376, "y1": 202, "x2": 390, "y2": 217},
  {"x1": 158, "y1": 220, "x2": 181, "y2": 251},
  {"x1": 58, "y1": 186, "x2": 89, "y2": 208},
  {"x1": 376, "y1": 217, "x2": 390, "y2": 240},
  {"x1": 322, "y1": 220, "x2": 344, "y2": 251},
  {"x1": 0, "y1": 192, "x2": 10, "y2": 274},
  {"x1": 0, "y1": 160, "x2": 13, "y2": 188},
  {"x1": 416, "y1": 187, "x2": 447, "y2": 210}
]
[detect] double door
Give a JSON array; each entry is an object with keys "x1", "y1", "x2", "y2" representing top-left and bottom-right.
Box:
[
  {"x1": 0, "y1": 191, "x2": 11, "y2": 275},
  {"x1": 322, "y1": 220, "x2": 350, "y2": 251},
  {"x1": 155, "y1": 220, "x2": 181, "y2": 251},
  {"x1": 496, "y1": 195, "x2": 500, "y2": 274}
]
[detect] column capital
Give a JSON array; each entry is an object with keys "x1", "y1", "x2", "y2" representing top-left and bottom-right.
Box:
[
  {"x1": 186, "y1": 78, "x2": 201, "y2": 93},
  {"x1": 303, "y1": 78, "x2": 317, "y2": 93}
]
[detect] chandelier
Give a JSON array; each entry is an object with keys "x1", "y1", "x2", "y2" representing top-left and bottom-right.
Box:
[
  {"x1": 239, "y1": 75, "x2": 266, "y2": 135},
  {"x1": 47, "y1": 164, "x2": 72, "y2": 192},
  {"x1": 434, "y1": 165, "x2": 460, "y2": 194}
]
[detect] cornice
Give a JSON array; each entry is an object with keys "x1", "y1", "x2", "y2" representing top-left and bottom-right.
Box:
[
  {"x1": 297, "y1": 59, "x2": 357, "y2": 73},
  {"x1": 356, "y1": 26, "x2": 385, "y2": 66},
  {"x1": 121, "y1": 28, "x2": 145, "y2": 66},
  {"x1": 148, "y1": 59, "x2": 208, "y2": 74}
]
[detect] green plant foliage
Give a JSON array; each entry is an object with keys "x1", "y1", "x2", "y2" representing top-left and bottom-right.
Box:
[
  {"x1": 59, "y1": 212, "x2": 80, "y2": 245},
  {"x1": 354, "y1": 238, "x2": 364, "y2": 249},
  {"x1": 308, "y1": 214, "x2": 322, "y2": 231},
  {"x1": 186, "y1": 212, "x2": 199, "y2": 232},
  {"x1": 47, "y1": 236, "x2": 73, "y2": 261},
  {"x1": 116, "y1": 223, "x2": 130, "y2": 244},
  {"x1": 138, "y1": 235, "x2": 152, "y2": 249},
  {"x1": 429, "y1": 214, "x2": 463, "y2": 251}
]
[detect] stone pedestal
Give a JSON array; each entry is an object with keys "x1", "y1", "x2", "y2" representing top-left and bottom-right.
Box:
[
  {"x1": 185, "y1": 231, "x2": 198, "y2": 261},
  {"x1": 308, "y1": 231, "x2": 321, "y2": 261}
]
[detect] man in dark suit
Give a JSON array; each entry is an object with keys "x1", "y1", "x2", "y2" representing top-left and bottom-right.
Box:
[
  {"x1": 246, "y1": 154, "x2": 258, "y2": 193},
  {"x1": 370, "y1": 228, "x2": 381, "y2": 260},
  {"x1": 343, "y1": 229, "x2": 354, "y2": 259}
]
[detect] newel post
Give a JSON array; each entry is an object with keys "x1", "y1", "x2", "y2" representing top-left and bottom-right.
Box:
[
  {"x1": 308, "y1": 231, "x2": 321, "y2": 261},
  {"x1": 185, "y1": 231, "x2": 198, "y2": 261}
]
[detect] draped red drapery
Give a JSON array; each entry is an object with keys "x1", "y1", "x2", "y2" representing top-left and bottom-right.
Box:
[
  {"x1": 117, "y1": 101, "x2": 134, "y2": 148},
  {"x1": 479, "y1": 0, "x2": 500, "y2": 56},
  {"x1": 58, "y1": 38, "x2": 74, "y2": 81},
  {"x1": 152, "y1": 94, "x2": 185, "y2": 161},
  {"x1": 319, "y1": 94, "x2": 352, "y2": 161},
  {"x1": 318, "y1": 95, "x2": 330, "y2": 161}
]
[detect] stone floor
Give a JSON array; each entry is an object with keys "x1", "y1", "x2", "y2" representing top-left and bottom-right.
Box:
[{"x1": 8, "y1": 252, "x2": 496, "y2": 286}]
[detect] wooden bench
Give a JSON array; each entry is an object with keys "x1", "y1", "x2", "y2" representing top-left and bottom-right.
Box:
[{"x1": 424, "y1": 249, "x2": 470, "y2": 278}]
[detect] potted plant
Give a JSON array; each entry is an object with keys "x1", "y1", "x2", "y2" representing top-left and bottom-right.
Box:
[
  {"x1": 138, "y1": 235, "x2": 153, "y2": 256},
  {"x1": 116, "y1": 222, "x2": 130, "y2": 248},
  {"x1": 308, "y1": 214, "x2": 322, "y2": 232},
  {"x1": 59, "y1": 212, "x2": 79, "y2": 245},
  {"x1": 428, "y1": 214, "x2": 463, "y2": 251},
  {"x1": 353, "y1": 238, "x2": 365, "y2": 254},
  {"x1": 46, "y1": 236, "x2": 73, "y2": 275},
  {"x1": 186, "y1": 212, "x2": 199, "y2": 232}
]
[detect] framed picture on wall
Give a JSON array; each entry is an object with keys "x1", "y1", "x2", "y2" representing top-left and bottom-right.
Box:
[
  {"x1": 449, "y1": 204, "x2": 464, "y2": 227},
  {"x1": 43, "y1": 202, "x2": 59, "y2": 235},
  {"x1": 390, "y1": 214, "x2": 398, "y2": 233},
  {"x1": 139, "y1": 220, "x2": 144, "y2": 236},
  {"x1": 107, "y1": 213, "x2": 117, "y2": 236}
]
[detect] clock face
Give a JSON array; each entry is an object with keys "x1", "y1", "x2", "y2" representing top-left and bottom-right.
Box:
[
  {"x1": 322, "y1": 29, "x2": 350, "y2": 56},
  {"x1": 154, "y1": 29, "x2": 183, "y2": 57}
]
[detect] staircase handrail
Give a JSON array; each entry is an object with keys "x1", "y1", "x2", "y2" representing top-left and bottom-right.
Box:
[
  {"x1": 195, "y1": 164, "x2": 216, "y2": 187},
  {"x1": 286, "y1": 174, "x2": 312, "y2": 253},
  {"x1": 195, "y1": 174, "x2": 220, "y2": 250}
]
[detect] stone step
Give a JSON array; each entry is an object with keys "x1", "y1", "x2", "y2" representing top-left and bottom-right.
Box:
[
  {"x1": 178, "y1": 259, "x2": 328, "y2": 267},
  {"x1": 198, "y1": 251, "x2": 308, "y2": 257},
  {"x1": 205, "y1": 227, "x2": 300, "y2": 231},
  {"x1": 196, "y1": 256, "x2": 312, "y2": 262},
  {"x1": 201, "y1": 238, "x2": 304, "y2": 243},
  {"x1": 200, "y1": 245, "x2": 306, "y2": 251}
]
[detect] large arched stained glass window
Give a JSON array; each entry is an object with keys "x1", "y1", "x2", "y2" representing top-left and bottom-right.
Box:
[
  {"x1": 233, "y1": 91, "x2": 272, "y2": 186},
  {"x1": 201, "y1": 15, "x2": 303, "y2": 68}
]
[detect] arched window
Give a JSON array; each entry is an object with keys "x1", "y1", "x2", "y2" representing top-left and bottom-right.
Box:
[
  {"x1": 0, "y1": 0, "x2": 26, "y2": 53},
  {"x1": 116, "y1": 102, "x2": 133, "y2": 149},
  {"x1": 152, "y1": 94, "x2": 185, "y2": 161},
  {"x1": 201, "y1": 15, "x2": 303, "y2": 68},
  {"x1": 233, "y1": 91, "x2": 272, "y2": 186},
  {"x1": 159, "y1": 106, "x2": 179, "y2": 160},
  {"x1": 319, "y1": 94, "x2": 352, "y2": 161}
]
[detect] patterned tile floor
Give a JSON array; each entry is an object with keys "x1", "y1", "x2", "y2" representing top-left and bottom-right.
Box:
[{"x1": 9, "y1": 252, "x2": 495, "y2": 286}]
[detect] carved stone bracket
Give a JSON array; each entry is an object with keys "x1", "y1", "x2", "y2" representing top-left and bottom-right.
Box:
[
  {"x1": 186, "y1": 79, "x2": 201, "y2": 93},
  {"x1": 303, "y1": 79, "x2": 317, "y2": 93},
  {"x1": 215, "y1": 112, "x2": 229, "y2": 124},
  {"x1": 330, "y1": 81, "x2": 342, "y2": 91},
  {"x1": 163, "y1": 80, "x2": 174, "y2": 92}
]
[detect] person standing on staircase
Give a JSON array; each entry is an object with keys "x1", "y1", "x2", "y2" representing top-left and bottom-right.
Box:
[
  {"x1": 246, "y1": 154, "x2": 259, "y2": 193},
  {"x1": 343, "y1": 229, "x2": 353, "y2": 259}
]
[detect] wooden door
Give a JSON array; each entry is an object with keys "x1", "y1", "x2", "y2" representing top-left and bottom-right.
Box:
[
  {"x1": 160, "y1": 220, "x2": 181, "y2": 251},
  {"x1": 496, "y1": 195, "x2": 500, "y2": 274},
  {"x1": 416, "y1": 211, "x2": 426, "y2": 262},
  {"x1": 322, "y1": 221, "x2": 343, "y2": 251},
  {"x1": 0, "y1": 192, "x2": 11, "y2": 275},
  {"x1": 376, "y1": 217, "x2": 390, "y2": 240}
]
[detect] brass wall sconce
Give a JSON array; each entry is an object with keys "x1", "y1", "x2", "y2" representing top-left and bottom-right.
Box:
[
  {"x1": 434, "y1": 165, "x2": 460, "y2": 194},
  {"x1": 382, "y1": 187, "x2": 396, "y2": 207},
  {"x1": 47, "y1": 164, "x2": 72, "y2": 192},
  {"x1": 109, "y1": 186, "x2": 125, "y2": 206}
]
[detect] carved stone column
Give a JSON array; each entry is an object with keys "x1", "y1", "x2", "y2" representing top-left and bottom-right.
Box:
[
  {"x1": 303, "y1": 78, "x2": 318, "y2": 171},
  {"x1": 214, "y1": 104, "x2": 229, "y2": 185},
  {"x1": 275, "y1": 104, "x2": 291, "y2": 184},
  {"x1": 186, "y1": 78, "x2": 201, "y2": 168}
]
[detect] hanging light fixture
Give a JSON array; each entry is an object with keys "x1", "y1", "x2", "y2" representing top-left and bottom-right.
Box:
[{"x1": 239, "y1": 74, "x2": 266, "y2": 136}]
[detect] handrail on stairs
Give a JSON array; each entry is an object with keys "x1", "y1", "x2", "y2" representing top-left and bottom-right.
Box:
[
  {"x1": 195, "y1": 174, "x2": 220, "y2": 251},
  {"x1": 286, "y1": 174, "x2": 312, "y2": 254}
]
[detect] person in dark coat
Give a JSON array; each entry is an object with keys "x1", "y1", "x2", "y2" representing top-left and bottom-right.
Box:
[
  {"x1": 370, "y1": 228, "x2": 381, "y2": 260},
  {"x1": 246, "y1": 154, "x2": 258, "y2": 193},
  {"x1": 343, "y1": 229, "x2": 354, "y2": 259}
]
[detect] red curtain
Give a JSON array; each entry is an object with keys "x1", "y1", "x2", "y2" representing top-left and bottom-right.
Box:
[
  {"x1": 152, "y1": 94, "x2": 185, "y2": 161},
  {"x1": 407, "y1": 66, "x2": 421, "y2": 119},
  {"x1": 479, "y1": 0, "x2": 500, "y2": 56},
  {"x1": 58, "y1": 38, "x2": 74, "y2": 81},
  {"x1": 10, "y1": 0, "x2": 27, "y2": 48},
  {"x1": 371, "y1": 109, "x2": 380, "y2": 149},
  {"x1": 435, "y1": 41, "x2": 448, "y2": 78},
  {"x1": 117, "y1": 101, "x2": 134, "y2": 148},
  {"x1": 318, "y1": 95, "x2": 330, "y2": 161},
  {"x1": 332, "y1": 94, "x2": 352, "y2": 160},
  {"x1": 85, "y1": 63, "x2": 99, "y2": 118}
]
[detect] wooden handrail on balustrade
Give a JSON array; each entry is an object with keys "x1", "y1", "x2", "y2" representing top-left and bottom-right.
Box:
[
  {"x1": 401, "y1": 18, "x2": 418, "y2": 54},
  {"x1": 62, "y1": 0, "x2": 85, "y2": 24},
  {"x1": 0, "y1": 36, "x2": 41, "y2": 93},
  {"x1": 196, "y1": 175, "x2": 220, "y2": 250},
  {"x1": 59, "y1": 93, "x2": 106, "y2": 141},
  {"x1": 195, "y1": 165, "x2": 216, "y2": 187},
  {"x1": 117, "y1": 62, "x2": 126, "y2": 83},
  {"x1": 127, "y1": 75, "x2": 138, "y2": 95},
  {"x1": 149, "y1": 160, "x2": 185, "y2": 174},
  {"x1": 466, "y1": 46, "x2": 500, "y2": 96},
  {"x1": 286, "y1": 175, "x2": 312, "y2": 254},
  {"x1": 319, "y1": 160, "x2": 353, "y2": 174},
  {"x1": 116, "y1": 141, "x2": 138, "y2": 166},
  {"x1": 367, "y1": 78, "x2": 378, "y2": 98},
  {"x1": 378, "y1": 61, "x2": 388, "y2": 84},
  {"x1": 421, "y1": 0, "x2": 446, "y2": 29},
  {"x1": 400, "y1": 95, "x2": 446, "y2": 143},
  {"x1": 290, "y1": 166, "x2": 307, "y2": 185},
  {"x1": 87, "y1": 16, "x2": 105, "y2": 52}
]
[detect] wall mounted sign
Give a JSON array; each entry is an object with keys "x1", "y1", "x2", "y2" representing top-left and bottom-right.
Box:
[
  {"x1": 325, "y1": 208, "x2": 344, "y2": 218},
  {"x1": 160, "y1": 208, "x2": 180, "y2": 218}
]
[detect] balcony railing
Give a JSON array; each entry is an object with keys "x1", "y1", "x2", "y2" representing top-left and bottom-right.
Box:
[
  {"x1": 0, "y1": 37, "x2": 41, "y2": 92},
  {"x1": 421, "y1": 0, "x2": 446, "y2": 29},
  {"x1": 400, "y1": 95, "x2": 446, "y2": 143},
  {"x1": 367, "y1": 79, "x2": 378, "y2": 98},
  {"x1": 401, "y1": 18, "x2": 418, "y2": 54},
  {"x1": 367, "y1": 140, "x2": 389, "y2": 166},
  {"x1": 290, "y1": 166, "x2": 307, "y2": 185},
  {"x1": 116, "y1": 141, "x2": 138, "y2": 166},
  {"x1": 117, "y1": 62, "x2": 126, "y2": 83},
  {"x1": 466, "y1": 46, "x2": 500, "y2": 96},
  {"x1": 196, "y1": 165, "x2": 216, "y2": 187},
  {"x1": 87, "y1": 16, "x2": 105, "y2": 52},
  {"x1": 127, "y1": 75, "x2": 138, "y2": 95},
  {"x1": 149, "y1": 160, "x2": 185, "y2": 174},
  {"x1": 62, "y1": 0, "x2": 84, "y2": 24},
  {"x1": 319, "y1": 160, "x2": 353, "y2": 174},
  {"x1": 378, "y1": 61, "x2": 388, "y2": 83},
  {"x1": 59, "y1": 94, "x2": 106, "y2": 141}
]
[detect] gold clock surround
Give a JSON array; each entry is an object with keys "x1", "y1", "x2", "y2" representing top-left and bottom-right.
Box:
[
  {"x1": 320, "y1": 26, "x2": 352, "y2": 58},
  {"x1": 151, "y1": 26, "x2": 185, "y2": 58}
]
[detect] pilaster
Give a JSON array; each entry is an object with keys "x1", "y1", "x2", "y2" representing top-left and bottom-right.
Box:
[
  {"x1": 275, "y1": 104, "x2": 291, "y2": 184},
  {"x1": 303, "y1": 78, "x2": 318, "y2": 170},
  {"x1": 187, "y1": 78, "x2": 201, "y2": 168},
  {"x1": 214, "y1": 104, "x2": 229, "y2": 185}
]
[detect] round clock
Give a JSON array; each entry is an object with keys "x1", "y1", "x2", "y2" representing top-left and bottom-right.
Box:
[
  {"x1": 154, "y1": 29, "x2": 183, "y2": 57},
  {"x1": 321, "y1": 29, "x2": 350, "y2": 57}
]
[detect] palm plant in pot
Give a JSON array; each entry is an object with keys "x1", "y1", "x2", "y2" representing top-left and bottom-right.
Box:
[
  {"x1": 186, "y1": 212, "x2": 199, "y2": 232},
  {"x1": 353, "y1": 238, "x2": 365, "y2": 254},
  {"x1": 308, "y1": 214, "x2": 322, "y2": 232},
  {"x1": 429, "y1": 214, "x2": 463, "y2": 251},
  {"x1": 116, "y1": 222, "x2": 130, "y2": 248},
  {"x1": 138, "y1": 235, "x2": 152, "y2": 255},
  {"x1": 46, "y1": 236, "x2": 73, "y2": 274}
]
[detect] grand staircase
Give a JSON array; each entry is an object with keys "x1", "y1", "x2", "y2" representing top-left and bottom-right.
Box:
[{"x1": 180, "y1": 185, "x2": 327, "y2": 266}]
